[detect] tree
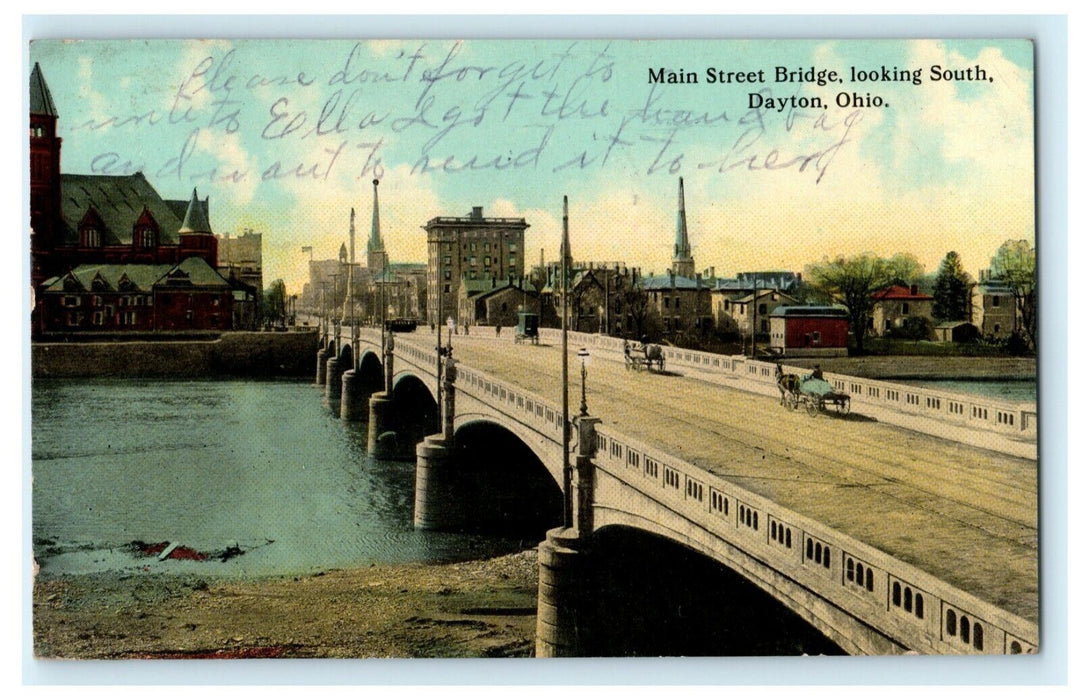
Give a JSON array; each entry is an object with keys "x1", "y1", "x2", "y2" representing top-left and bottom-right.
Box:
[
  {"x1": 990, "y1": 239, "x2": 1037, "y2": 349},
  {"x1": 932, "y1": 251, "x2": 971, "y2": 322},
  {"x1": 262, "y1": 279, "x2": 288, "y2": 328},
  {"x1": 804, "y1": 252, "x2": 924, "y2": 353}
]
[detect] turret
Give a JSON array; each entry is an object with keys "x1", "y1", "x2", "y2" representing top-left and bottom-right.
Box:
[
  {"x1": 177, "y1": 188, "x2": 218, "y2": 267},
  {"x1": 29, "y1": 62, "x2": 62, "y2": 249},
  {"x1": 672, "y1": 177, "x2": 695, "y2": 279}
]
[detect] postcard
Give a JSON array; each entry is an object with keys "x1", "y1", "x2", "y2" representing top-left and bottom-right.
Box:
[{"x1": 29, "y1": 38, "x2": 1037, "y2": 660}]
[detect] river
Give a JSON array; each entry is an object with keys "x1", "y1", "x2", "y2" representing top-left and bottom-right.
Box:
[{"x1": 31, "y1": 378, "x2": 528, "y2": 579}]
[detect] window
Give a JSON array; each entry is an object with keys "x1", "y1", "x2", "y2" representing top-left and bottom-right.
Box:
[
  {"x1": 946, "y1": 609, "x2": 957, "y2": 636},
  {"x1": 484, "y1": 256, "x2": 491, "y2": 266},
  {"x1": 992, "y1": 295, "x2": 1000, "y2": 307},
  {"x1": 758, "y1": 303, "x2": 767, "y2": 315},
  {"x1": 902, "y1": 302, "x2": 910, "y2": 315},
  {"x1": 443, "y1": 256, "x2": 451, "y2": 265},
  {"x1": 444, "y1": 270, "x2": 451, "y2": 280}
]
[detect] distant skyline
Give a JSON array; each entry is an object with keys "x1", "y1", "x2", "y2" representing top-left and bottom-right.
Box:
[{"x1": 29, "y1": 39, "x2": 1035, "y2": 295}]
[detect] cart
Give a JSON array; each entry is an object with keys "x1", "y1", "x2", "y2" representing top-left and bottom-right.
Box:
[
  {"x1": 778, "y1": 373, "x2": 850, "y2": 416},
  {"x1": 514, "y1": 311, "x2": 539, "y2": 344},
  {"x1": 624, "y1": 342, "x2": 665, "y2": 372}
]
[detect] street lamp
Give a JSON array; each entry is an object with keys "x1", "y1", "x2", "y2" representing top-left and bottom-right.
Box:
[{"x1": 577, "y1": 347, "x2": 590, "y2": 416}]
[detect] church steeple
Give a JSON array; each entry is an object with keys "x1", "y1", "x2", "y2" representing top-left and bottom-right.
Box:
[
  {"x1": 367, "y1": 178, "x2": 388, "y2": 274},
  {"x1": 672, "y1": 176, "x2": 695, "y2": 279}
]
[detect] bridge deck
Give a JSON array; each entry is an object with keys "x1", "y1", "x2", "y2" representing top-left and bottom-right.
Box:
[{"x1": 433, "y1": 334, "x2": 1038, "y2": 625}]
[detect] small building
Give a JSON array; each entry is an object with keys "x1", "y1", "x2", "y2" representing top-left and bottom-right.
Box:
[
  {"x1": 970, "y1": 271, "x2": 1017, "y2": 339},
  {"x1": 870, "y1": 284, "x2": 934, "y2": 336},
  {"x1": 457, "y1": 278, "x2": 537, "y2": 327},
  {"x1": 769, "y1": 306, "x2": 850, "y2": 357},
  {"x1": 729, "y1": 289, "x2": 798, "y2": 337},
  {"x1": 934, "y1": 321, "x2": 981, "y2": 344}
]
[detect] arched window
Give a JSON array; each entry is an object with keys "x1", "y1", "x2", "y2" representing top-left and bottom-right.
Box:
[
  {"x1": 946, "y1": 609, "x2": 956, "y2": 636},
  {"x1": 771, "y1": 522, "x2": 777, "y2": 540},
  {"x1": 814, "y1": 542, "x2": 822, "y2": 564},
  {"x1": 904, "y1": 587, "x2": 913, "y2": 612},
  {"x1": 855, "y1": 563, "x2": 864, "y2": 586},
  {"x1": 752, "y1": 513, "x2": 758, "y2": 530},
  {"x1": 785, "y1": 529, "x2": 791, "y2": 548},
  {"x1": 823, "y1": 547, "x2": 830, "y2": 568},
  {"x1": 960, "y1": 616, "x2": 970, "y2": 644},
  {"x1": 807, "y1": 540, "x2": 814, "y2": 560},
  {"x1": 973, "y1": 623, "x2": 983, "y2": 651},
  {"x1": 892, "y1": 582, "x2": 901, "y2": 606},
  {"x1": 846, "y1": 558, "x2": 854, "y2": 581},
  {"x1": 1010, "y1": 641, "x2": 1022, "y2": 654},
  {"x1": 865, "y1": 569, "x2": 874, "y2": 591},
  {"x1": 915, "y1": 593, "x2": 924, "y2": 619}
]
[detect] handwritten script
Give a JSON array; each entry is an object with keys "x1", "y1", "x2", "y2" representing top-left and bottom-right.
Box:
[{"x1": 76, "y1": 42, "x2": 864, "y2": 189}]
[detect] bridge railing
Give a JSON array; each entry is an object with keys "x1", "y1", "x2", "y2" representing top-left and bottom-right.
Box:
[
  {"x1": 535, "y1": 329, "x2": 1035, "y2": 440},
  {"x1": 591, "y1": 422, "x2": 1038, "y2": 655}
]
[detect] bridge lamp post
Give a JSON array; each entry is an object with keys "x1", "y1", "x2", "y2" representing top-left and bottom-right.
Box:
[
  {"x1": 447, "y1": 316, "x2": 455, "y2": 353},
  {"x1": 577, "y1": 347, "x2": 590, "y2": 417}
]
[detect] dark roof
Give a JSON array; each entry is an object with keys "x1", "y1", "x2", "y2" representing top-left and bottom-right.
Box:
[
  {"x1": 43, "y1": 257, "x2": 231, "y2": 293},
  {"x1": 770, "y1": 305, "x2": 849, "y2": 318},
  {"x1": 872, "y1": 284, "x2": 933, "y2": 301},
  {"x1": 29, "y1": 63, "x2": 58, "y2": 117},
  {"x1": 641, "y1": 274, "x2": 707, "y2": 291},
  {"x1": 59, "y1": 173, "x2": 184, "y2": 246}
]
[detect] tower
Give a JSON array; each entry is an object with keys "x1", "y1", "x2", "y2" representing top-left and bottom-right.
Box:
[
  {"x1": 178, "y1": 188, "x2": 218, "y2": 267},
  {"x1": 367, "y1": 179, "x2": 388, "y2": 275},
  {"x1": 29, "y1": 62, "x2": 62, "y2": 270},
  {"x1": 672, "y1": 176, "x2": 695, "y2": 279}
]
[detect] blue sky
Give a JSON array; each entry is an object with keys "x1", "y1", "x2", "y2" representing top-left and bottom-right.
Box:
[{"x1": 30, "y1": 39, "x2": 1034, "y2": 294}]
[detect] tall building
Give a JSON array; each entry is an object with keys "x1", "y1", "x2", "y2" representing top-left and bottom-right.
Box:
[{"x1": 423, "y1": 206, "x2": 529, "y2": 324}]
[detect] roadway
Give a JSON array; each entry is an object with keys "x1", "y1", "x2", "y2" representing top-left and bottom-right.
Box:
[{"x1": 415, "y1": 331, "x2": 1038, "y2": 625}]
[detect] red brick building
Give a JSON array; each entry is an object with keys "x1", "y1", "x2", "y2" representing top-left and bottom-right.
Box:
[
  {"x1": 768, "y1": 306, "x2": 850, "y2": 357},
  {"x1": 29, "y1": 62, "x2": 240, "y2": 336}
]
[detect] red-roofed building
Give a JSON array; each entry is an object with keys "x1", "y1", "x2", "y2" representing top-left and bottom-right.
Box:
[{"x1": 870, "y1": 284, "x2": 933, "y2": 336}]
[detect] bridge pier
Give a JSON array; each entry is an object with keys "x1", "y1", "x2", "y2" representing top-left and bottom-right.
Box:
[
  {"x1": 536, "y1": 527, "x2": 590, "y2": 658},
  {"x1": 340, "y1": 369, "x2": 367, "y2": 421},
  {"x1": 324, "y1": 356, "x2": 344, "y2": 412},
  {"x1": 413, "y1": 435, "x2": 465, "y2": 530},
  {"x1": 315, "y1": 347, "x2": 329, "y2": 386},
  {"x1": 366, "y1": 391, "x2": 396, "y2": 459}
]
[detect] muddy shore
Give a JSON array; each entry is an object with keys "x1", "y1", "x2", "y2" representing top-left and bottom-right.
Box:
[{"x1": 33, "y1": 549, "x2": 540, "y2": 659}]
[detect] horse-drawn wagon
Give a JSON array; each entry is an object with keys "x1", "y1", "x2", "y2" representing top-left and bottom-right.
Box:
[
  {"x1": 624, "y1": 340, "x2": 665, "y2": 372},
  {"x1": 776, "y1": 367, "x2": 850, "y2": 416},
  {"x1": 514, "y1": 311, "x2": 539, "y2": 345}
]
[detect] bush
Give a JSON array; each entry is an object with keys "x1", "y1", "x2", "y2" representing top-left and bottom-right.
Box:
[{"x1": 884, "y1": 316, "x2": 935, "y2": 341}]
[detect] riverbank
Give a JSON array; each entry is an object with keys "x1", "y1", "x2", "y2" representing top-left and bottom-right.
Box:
[
  {"x1": 783, "y1": 356, "x2": 1036, "y2": 381},
  {"x1": 32, "y1": 330, "x2": 318, "y2": 378},
  {"x1": 33, "y1": 549, "x2": 539, "y2": 659}
]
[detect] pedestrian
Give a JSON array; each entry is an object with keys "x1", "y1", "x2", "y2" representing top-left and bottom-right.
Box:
[
  {"x1": 812, "y1": 364, "x2": 824, "y2": 380},
  {"x1": 496, "y1": 324, "x2": 502, "y2": 337}
]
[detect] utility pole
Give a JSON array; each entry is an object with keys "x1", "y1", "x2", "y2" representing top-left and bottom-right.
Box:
[{"x1": 561, "y1": 195, "x2": 571, "y2": 530}]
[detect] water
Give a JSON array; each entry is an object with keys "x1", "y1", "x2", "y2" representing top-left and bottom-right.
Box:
[
  {"x1": 31, "y1": 378, "x2": 528, "y2": 578},
  {"x1": 905, "y1": 379, "x2": 1036, "y2": 403}
]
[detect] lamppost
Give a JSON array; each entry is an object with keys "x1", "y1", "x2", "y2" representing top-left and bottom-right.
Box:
[{"x1": 577, "y1": 347, "x2": 590, "y2": 416}]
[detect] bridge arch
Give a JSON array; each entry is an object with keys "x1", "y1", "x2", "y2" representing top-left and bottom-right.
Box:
[
  {"x1": 436, "y1": 419, "x2": 563, "y2": 536},
  {"x1": 358, "y1": 349, "x2": 382, "y2": 383},
  {"x1": 389, "y1": 373, "x2": 439, "y2": 457},
  {"x1": 580, "y1": 523, "x2": 845, "y2": 656},
  {"x1": 338, "y1": 343, "x2": 354, "y2": 370}
]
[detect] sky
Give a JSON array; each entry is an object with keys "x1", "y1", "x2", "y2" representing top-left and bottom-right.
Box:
[{"x1": 29, "y1": 38, "x2": 1035, "y2": 295}]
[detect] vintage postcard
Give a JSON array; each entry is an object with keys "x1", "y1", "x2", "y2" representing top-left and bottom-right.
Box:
[{"x1": 29, "y1": 38, "x2": 1037, "y2": 660}]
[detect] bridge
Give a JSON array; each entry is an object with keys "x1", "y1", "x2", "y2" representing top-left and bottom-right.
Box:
[{"x1": 313, "y1": 324, "x2": 1038, "y2": 657}]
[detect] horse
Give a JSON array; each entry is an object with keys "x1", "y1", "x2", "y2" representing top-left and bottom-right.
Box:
[{"x1": 776, "y1": 367, "x2": 801, "y2": 406}]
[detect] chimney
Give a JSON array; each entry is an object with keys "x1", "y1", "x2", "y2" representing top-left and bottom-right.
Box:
[
  {"x1": 471, "y1": 206, "x2": 483, "y2": 220},
  {"x1": 669, "y1": 269, "x2": 675, "y2": 289},
  {"x1": 910, "y1": 284, "x2": 919, "y2": 295}
]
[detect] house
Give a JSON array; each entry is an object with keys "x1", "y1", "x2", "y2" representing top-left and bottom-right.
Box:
[
  {"x1": 457, "y1": 278, "x2": 538, "y2": 327},
  {"x1": 768, "y1": 306, "x2": 850, "y2": 357},
  {"x1": 970, "y1": 271, "x2": 1017, "y2": 339},
  {"x1": 729, "y1": 289, "x2": 798, "y2": 337},
  {"x1": 711, "y1": 272, "x2": 801, "y2": 334},
  {"x1": 870, "y1": 284, "x2": 934, "y2": 336}
]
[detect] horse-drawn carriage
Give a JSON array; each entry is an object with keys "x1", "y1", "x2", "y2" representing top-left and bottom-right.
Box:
[
  {"x1": 624, "y1": 341, "x2": 665, "y2": 372},
  {"x1": 776, "y1": 367, "x2": 850, "y2": 416},
  {"x1": 514, "y1": 311, "x2": 539, "y2": 345}
]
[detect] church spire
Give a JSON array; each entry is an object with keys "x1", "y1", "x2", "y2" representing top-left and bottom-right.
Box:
[
  {"x1": 367, "y1": 178, "x2": 388, "y2": 274},
  {"x1": 672, "y1": 177, "x2": 695, "y2": 278},
  {"x1": 30, "y1": 63, "x2": 58, "y2": 117}
]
